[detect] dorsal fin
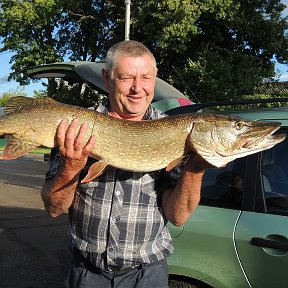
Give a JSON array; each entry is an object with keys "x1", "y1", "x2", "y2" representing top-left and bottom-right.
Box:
[{"x1": 4, "y1": 96, "x2": 58, "y2": 114}]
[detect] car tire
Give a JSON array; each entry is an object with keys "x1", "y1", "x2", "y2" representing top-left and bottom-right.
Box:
[{"x1": 169, "y1": 279, "x2": 199, "y2": 288}]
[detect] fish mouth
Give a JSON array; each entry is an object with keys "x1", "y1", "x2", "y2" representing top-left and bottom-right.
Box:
[
  {"x1": 243, "y1": 133, "x2": 286, "y2": 149},
  {"x1": 242, "y1": 122, "x2": 283, "y2": 149}
]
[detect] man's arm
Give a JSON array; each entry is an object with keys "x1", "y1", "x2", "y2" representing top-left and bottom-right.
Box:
[
  {"x1": 41, "y1": 119, "x2": 96, "y2": 217},
  {"x1": 162, "y1": 154, "x2": 211, "y2": 226},
  {"x1": 41, "y1": 162, "x2": 83, "y2": 217}
]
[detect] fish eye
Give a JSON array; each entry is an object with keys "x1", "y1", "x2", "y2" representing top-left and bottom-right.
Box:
[{"x1": 235, "y1": 121, "x2": 245, "y2": 130}]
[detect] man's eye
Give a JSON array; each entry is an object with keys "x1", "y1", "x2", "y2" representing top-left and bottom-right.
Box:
[
  {"x1": 141, "y1": 76, "x2": 153, "y2": 82},
  {"x1": 122, "y1": 77, "x2": 134, "y2": 82},
  {"x1": 116, "y1": 76, "x2": 153, "y2": 83}
]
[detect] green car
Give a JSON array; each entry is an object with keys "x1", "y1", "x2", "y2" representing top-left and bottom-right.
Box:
[
  {"x1": 166, "y1": 100, "x2": 288, "y2": 288},
  {"x1": 27, "y1": 62, "x2": 288, "y2": 288}
]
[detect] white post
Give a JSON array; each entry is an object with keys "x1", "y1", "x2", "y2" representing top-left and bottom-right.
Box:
[{"x1": 125, "y1": 0, "x2": 131, "y2": 41}]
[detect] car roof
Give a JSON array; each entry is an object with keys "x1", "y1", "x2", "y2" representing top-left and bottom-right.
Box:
[
  {"x1": 25, "y1": 61, "x2": 193, "y2": 110},
  {"x1": 166, "y1": 98, "x2": 288, "y2": 126},
  {"x1": 223, "y1": 107, "x2": 288, "y2": 120}
]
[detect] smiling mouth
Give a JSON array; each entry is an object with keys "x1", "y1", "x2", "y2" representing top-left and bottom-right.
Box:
[{"x1": 127, "y1": 95, "x2": 145, "y2": 102}]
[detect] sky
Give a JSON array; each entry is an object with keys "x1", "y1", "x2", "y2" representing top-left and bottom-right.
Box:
[
  {"x1": 0, "y1": 51, "x2": 47, "y2": 96},
  {"x1": 0, "y1": 1, "x2": 288, "y2": 97}
]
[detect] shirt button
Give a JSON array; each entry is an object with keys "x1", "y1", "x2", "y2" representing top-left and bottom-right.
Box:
[
  {"x1": 115, "y1": 190, "x2": 121, "y2": 196},
  {"x1": 108, "y1": 248, "x2": 113, "y2": 252}
]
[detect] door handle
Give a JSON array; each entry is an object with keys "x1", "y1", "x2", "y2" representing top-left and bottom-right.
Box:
[{"x1": 250, "y1": 237, "x2": 288, "y2": 251}]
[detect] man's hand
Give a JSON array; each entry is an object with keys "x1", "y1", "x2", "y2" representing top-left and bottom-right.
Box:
[
  {"x1": 41, "y1": 119, "x2": 96, "y2": 217},
  {"x1": 56, "y1": 118, "x2": 96, "y2": 173}
]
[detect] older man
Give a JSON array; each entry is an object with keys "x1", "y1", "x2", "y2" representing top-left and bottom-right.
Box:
[{"x1": 42, "y1": 40, "x2": 209, "y2": 288}]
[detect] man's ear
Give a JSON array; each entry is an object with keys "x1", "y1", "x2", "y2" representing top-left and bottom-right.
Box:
[{"x1": 102, "y1": 68, "x2": 110, "y2": 88}]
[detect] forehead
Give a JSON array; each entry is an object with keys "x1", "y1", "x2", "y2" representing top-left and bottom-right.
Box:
[{"x1": 114, "y1": 54, "x2": 155, "y2": 74}]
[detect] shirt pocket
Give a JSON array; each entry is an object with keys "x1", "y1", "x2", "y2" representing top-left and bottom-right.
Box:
[{"x1": 77, "y1": 181, "x2": 103, "y2": 200}]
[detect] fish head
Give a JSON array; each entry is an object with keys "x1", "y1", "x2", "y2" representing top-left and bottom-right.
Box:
[{"x1": 187, "y1": 113, "x2": 286, "y2": 167}]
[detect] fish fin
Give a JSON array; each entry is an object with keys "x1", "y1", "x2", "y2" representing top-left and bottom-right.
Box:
[
  {"x1": 81, "y1": 161, "x2": 109, "y2": 183},
  {"x1": 166, "y1": 155, "x2": 191, "y2": 171},
  {"x1": 4, "y1": 96, "x2": 58, "y2": 114},
  {"x1": 199, "y1": 155, "x2": 233, "y2": 168},
  {"x1": 0, "y1": 136, "x2": 38, "y2": 160}
]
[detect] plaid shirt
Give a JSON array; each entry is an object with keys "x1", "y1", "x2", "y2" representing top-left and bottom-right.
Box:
[{"x1": 46, "y1": 101, "x2": 181, "y2": 271}]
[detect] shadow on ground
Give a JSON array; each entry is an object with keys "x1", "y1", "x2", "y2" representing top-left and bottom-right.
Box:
[{"x1": 0, "y1": 206, "x2": 71, "y2": 288}]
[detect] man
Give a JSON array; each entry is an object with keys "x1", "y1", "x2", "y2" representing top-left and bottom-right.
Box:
[{"x1": 42, "y1": 40, "x2": 210, "y2": 288}]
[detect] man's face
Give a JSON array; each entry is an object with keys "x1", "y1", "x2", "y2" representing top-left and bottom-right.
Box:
[{"x1": 102, "y1": 54, "x2": 157, "y2": 120}]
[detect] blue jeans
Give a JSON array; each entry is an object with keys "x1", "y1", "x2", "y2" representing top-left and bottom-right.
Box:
[{"x1": 64, "y1": 251, "x2": 169, "y2": 288}]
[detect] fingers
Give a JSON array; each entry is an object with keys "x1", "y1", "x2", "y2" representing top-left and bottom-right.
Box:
[
  {"x1": 56, "y1": 119, "x2": 95, "y2": 159},
  {"x1": 56, "y1": 119, "x2": 68, "y2": 148},
  {"x1": 65, "y1": 119, "x2": 80, "y2": 154},
  {"x1": 74, "y1": 122, "x2": 88, "y2": 151},
  {"x1": 83, "y1": 135, "x2": 97, "y2": 156}
]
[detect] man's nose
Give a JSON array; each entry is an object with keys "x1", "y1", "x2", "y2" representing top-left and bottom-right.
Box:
[{"x1": 131, "y1": 77, "x2": 142, "y2": 93}]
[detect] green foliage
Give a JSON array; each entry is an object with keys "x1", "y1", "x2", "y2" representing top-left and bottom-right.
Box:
[
  {"x1": 180, "y1": 46, "x2": 274, "y2": 102},
  {"x1": 136, "y1": 0, "x2": 288, "y2": 103},
  {"x1": 0, "y1": 86, "x2": 26, "y2": 106},
  {"x1": 33, "y1": 89, "x2": 48, "y2": 98},
  {"x1": 58, "y1": 0, "x2": 116, "y2": 61},
  {"x1": 0, "y1": 0, "x2": 63, "y2": 85},
  {"x1": 50, "y1": 79, "x2": 107, "y2": 108},
  {"x1": 0, "y1": 93, "x2": 12, "y2": 106},
  {"x1": 0, "y1": 0, "x2": 287, "y2": 105}
]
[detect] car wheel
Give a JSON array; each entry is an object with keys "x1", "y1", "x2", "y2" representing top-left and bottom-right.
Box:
[{"x1": 168, "y1": 279, "x2": 199, "y2": 288}]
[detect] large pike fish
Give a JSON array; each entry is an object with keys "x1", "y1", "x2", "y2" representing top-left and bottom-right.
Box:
[{"x1": 0, "y1": 96, "x2": 285, "y2": 182}]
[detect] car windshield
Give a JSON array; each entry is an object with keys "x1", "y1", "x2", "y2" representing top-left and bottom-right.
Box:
[
  {"x1": 261, "y1": 129, "x2": 288, "y2": 214},
  {"x1": 200, "y1": 159, "x2": 245, "y2": 210}
]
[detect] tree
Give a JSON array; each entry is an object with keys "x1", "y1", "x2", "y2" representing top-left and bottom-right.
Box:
[
  {"x1": 1, "y1": 0, "x2": 287, "y2": 104},
  {"x1": 0, "y1": 0, "x2": 120, "y2": 106},
  {"x1": 58, "y1": 0, "x2": 117, "y2": 61},
  {"x1": 129, "y1": 0, "x2": 288, "y2": 102},
  {"x1": 0, "y1": 0, "x2": 64, "y2": 85},
  {"x1": 0, "y1": 86, "x2": 26, "y2": 106}
]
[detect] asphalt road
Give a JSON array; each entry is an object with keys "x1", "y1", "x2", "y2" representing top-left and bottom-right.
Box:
[
  {"x1": 0, "y1": 155, "x2": 71, "y2": 288},
  {"x1": 0, "y1": 154, "x2": 49, "y2": 188}
]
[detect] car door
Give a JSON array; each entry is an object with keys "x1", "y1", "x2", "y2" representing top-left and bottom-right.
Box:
[
  {"x1": 234, "y1": 129, "x2": 288, "y2": 288},
  {"x1": 168, "y1": 158, "x2": 250, "y2": 288}
]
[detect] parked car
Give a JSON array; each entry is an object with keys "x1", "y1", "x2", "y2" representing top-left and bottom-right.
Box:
[
  {"x1": 166, "y1": 99, "x2": 288, "y2": 288},
  {"x1": 25, "y1": 61, "x2": 193, "y2": 111},
  {"x1": 27, "y1": 62, "x2": 288, "y2": 288}
]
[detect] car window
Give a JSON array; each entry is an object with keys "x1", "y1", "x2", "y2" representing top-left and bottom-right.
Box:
[
  {"x1": 200, "y1": 159, "x2": 245, "y2": 210},
  {"x1": 261, "y1": 129, "x2": 288, "y2": 215}
]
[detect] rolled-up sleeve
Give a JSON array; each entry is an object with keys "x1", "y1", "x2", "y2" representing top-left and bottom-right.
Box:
[
  {"x1": 45, "y1": 148, "x2": 61, "y2": 180},
  {"x1": 162, "y1": 166, "x2": 182, "y2": 191}
]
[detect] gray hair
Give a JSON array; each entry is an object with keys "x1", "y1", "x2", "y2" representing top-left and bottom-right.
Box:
[{"x1": 105, "y1": 40, "x2": 157, "y2": 78}]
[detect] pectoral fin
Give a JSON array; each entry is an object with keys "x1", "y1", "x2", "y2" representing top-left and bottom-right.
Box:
[
  {"x1": 81, "y1": 160, "x2": 109, "y2": 183},
  {"x1": 166, "y1": 155, "x2": 191, "y2": 171},
  {"x1": 0, "y1": 136, "x2": 38, "y2": 160},
  {"x1": 201, "y1": 155, "x2": 232, "y2": 168}
]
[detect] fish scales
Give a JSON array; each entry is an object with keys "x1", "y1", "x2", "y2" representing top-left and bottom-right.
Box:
[
  {"x1": 0, "y1": 96, "x2": 194, "y2": 171},
  {"x1": 92, "y1": 115, "x2": 194, "y2": 171},
  {"x1": 0, "y1": 96, "x2": 286, "y2": 181},
  {"x1": 0, "y1": 102, "x2": 97, "y2": 148}
]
